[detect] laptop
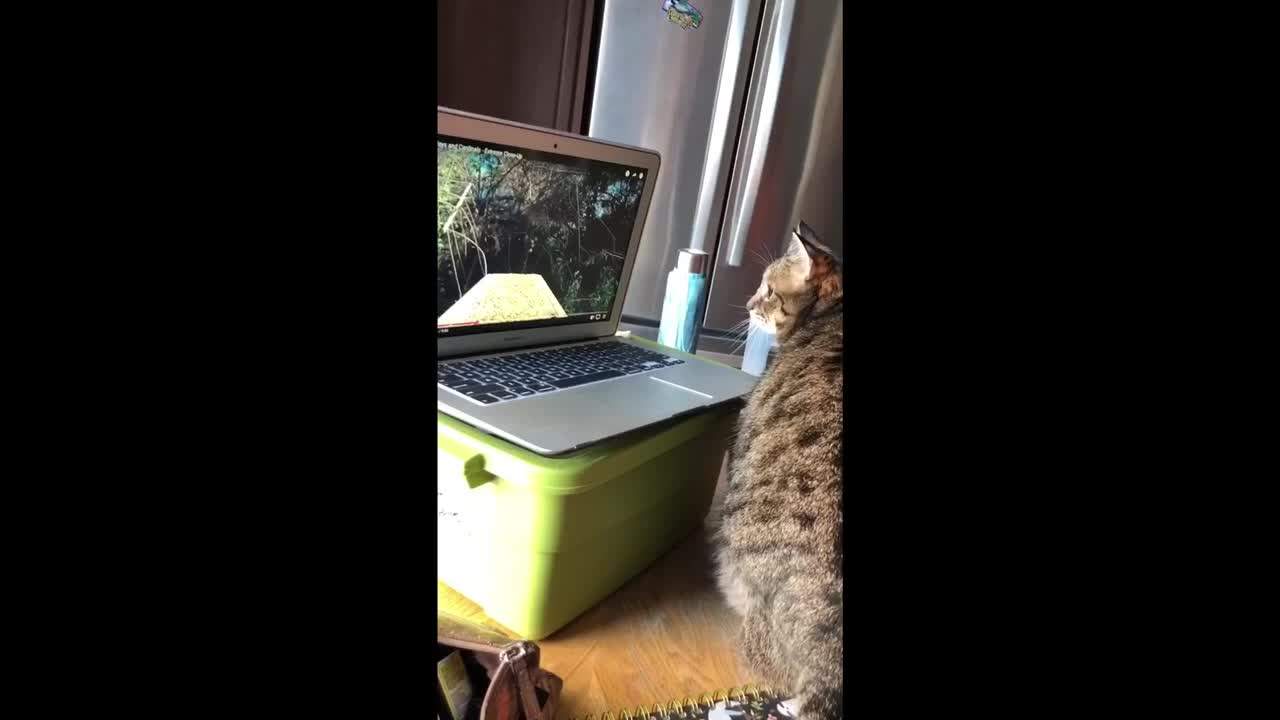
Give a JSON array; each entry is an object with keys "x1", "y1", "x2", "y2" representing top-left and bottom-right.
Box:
[{"x1": 437, "y1": 107, "x2": 756, "y2": 456}]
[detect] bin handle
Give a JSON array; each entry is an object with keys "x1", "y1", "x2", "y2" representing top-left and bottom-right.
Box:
[{"x1": 463, "y1": 453, "x2": 496, "y2": 489}]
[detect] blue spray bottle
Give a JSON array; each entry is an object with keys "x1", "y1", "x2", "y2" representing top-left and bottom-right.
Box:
[{"x1": 657, "y1": 249, "x2": 709, "y2": 353}]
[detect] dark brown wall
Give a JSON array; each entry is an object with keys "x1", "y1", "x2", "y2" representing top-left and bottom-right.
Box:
[{"x1": 437, "y1": 0, "x2": 595, "y2": 133}]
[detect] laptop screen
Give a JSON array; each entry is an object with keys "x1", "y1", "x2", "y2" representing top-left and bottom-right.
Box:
[{"x1": 437, "y1": 134, "x2": 649, "y2": 337}]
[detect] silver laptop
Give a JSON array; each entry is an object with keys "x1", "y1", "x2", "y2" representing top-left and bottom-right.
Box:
[{"x1": 437, "y1": 108, "x2": 756, "y2": 456}]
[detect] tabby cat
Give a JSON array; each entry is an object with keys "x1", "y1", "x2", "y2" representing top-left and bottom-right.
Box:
[{"x1": 715, "y1": 222, "x2": 843, "y2": 720}]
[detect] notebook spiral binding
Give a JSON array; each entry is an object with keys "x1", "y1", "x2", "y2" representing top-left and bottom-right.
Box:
[{"x1": 570, "y1": 684, "x2": 780, "y2": 720}]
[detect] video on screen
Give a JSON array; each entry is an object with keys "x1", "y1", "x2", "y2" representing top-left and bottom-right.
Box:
[{"x1": 437, "y1": 137, "x2": 646, "y2": 334}]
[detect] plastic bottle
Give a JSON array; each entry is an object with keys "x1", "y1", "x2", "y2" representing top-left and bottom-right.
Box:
[
  {"x1": 741, "y1": 325, "x2": 776, "y2": 377},
  {"x1": 657, "y1": 249, "x2": 709, "y2": 353}
]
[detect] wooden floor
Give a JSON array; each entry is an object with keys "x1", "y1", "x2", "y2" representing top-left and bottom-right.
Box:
[{"x1": 438, "y1": 458, "x2": 758, "y2": 719}]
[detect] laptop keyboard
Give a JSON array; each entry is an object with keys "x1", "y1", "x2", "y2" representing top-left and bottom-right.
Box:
[{"x1": 437, "y1": 341, "x2": 685, "y2": 405}]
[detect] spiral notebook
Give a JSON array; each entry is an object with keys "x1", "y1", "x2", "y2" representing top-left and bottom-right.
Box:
[{"x1": 570, "y1": 685, "x2": 792, "y2": 720}]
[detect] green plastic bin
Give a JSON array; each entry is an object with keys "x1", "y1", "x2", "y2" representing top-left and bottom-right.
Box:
[{"x1": 437, "y1": 385, "x2": 737, "y2": 640}]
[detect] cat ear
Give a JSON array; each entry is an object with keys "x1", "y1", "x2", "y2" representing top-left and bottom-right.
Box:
[
  {"x1": 785, "y1": 230, "x2": 812, "y2": 277},
  {"x1": 793, "y1": 222, "x2": 839, "y2": 264},
  {"x1": 790, "y1": 222, "x2": 841, "y2": 298}
]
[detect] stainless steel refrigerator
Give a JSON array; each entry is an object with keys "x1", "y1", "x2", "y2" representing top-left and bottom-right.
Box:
[{"x1": 588, "y1": 0, "x2": 843, "y2": 356}]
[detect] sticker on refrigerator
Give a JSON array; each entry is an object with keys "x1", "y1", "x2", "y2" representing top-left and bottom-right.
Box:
[{"x1": 662, "y1": 0, "x2": 703, "y2": 30}]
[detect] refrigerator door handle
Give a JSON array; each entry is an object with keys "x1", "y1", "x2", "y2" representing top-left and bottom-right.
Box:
[
  {"x1": 723, "y1": 0, "x2": 796, "y2": 267},
  {"x1": 689, "y1": 0, "x2": 758, "y2": 255}
]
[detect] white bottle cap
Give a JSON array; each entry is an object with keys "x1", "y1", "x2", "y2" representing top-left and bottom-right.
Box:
[{"x1": 676, "y1": 248, "x2": 709, "y2": 274}]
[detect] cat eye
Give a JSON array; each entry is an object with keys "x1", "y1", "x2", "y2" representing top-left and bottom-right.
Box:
[{"x1": 766, "y1": 285, "x2": 775, "y2": 297}]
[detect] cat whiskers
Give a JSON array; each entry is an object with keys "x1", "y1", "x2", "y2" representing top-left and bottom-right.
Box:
[
  {"x1": 754, "y1": 243, "x2": 781, "y2": 267},
  {"x1": 722, "y1": 318, "x2": 751, "y2": 345},
  {"x1": 723, "y1": 317, "x2": 753, "y2": 356}
]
